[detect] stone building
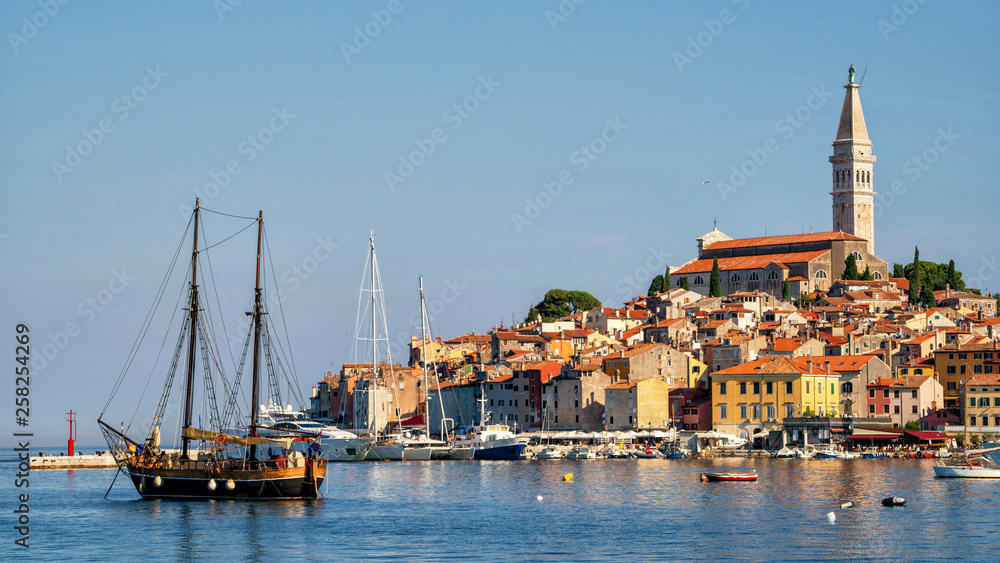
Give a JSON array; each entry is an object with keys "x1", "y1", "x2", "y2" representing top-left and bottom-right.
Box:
[{"x1": 605, "y1": 377, "x2": 671, "y2": 431}]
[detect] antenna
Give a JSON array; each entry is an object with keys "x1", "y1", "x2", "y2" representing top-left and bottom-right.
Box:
[{"x1": 859, "y1": 60, "x2": 870, "y2": 85}]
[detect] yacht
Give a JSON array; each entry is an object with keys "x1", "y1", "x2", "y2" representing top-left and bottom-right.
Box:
[{"x1": 259, "y1": 404, "x2": 374, "y2": 462}]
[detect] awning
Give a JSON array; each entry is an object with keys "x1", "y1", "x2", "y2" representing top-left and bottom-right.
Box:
[
  {"x1": 903, "y1": 430, "x2": 952, "y2": 441},
  {"x1": 846, "y1": 433, "x2": 898, "y2": 441},
  {"x1": 399, "y1": 414, "x2": 425, "y2": 427}
]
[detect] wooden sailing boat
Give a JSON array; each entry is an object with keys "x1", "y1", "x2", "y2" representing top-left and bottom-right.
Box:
[{"x1": 98, "y1": 200, "x2": 326, "y2": 499}]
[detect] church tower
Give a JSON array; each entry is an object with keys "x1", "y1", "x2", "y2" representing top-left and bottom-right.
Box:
[{"x1": 830, "y1": 66, "x2": 876, "y2": 255}]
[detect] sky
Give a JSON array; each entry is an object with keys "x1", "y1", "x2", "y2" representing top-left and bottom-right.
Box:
[{"x1": 2, "y1": 1, "x2": 998, "y2": 447}]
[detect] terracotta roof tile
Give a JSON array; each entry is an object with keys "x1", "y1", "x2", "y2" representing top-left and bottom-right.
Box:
[
  {"x1": 703, "y1": 231, "x2": 864, "y2": 251},
  {"x1": 674, "y1": 250, "x2": 829, "y2": 275}
]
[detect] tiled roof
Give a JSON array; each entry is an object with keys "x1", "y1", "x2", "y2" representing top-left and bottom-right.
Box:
[
  {"x1": 703, "y1": 231, "x2": 864, "y2": 251},
  {"x1": 713, "y1": 356, "x2": 832, "y2": 376},
  {"x1": 674, "y1": 250, "x2": 829, "y2": 275}
]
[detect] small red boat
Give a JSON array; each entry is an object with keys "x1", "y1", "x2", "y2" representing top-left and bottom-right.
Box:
[{"x1": 701, "y1": 471, "x2": 758, "y2": 482}]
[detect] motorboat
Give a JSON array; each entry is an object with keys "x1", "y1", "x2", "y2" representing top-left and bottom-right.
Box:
[
  {"x1": 259, "y1": 404, "x2": 374, "y2": 462},
  {"x1": 535, "y1": 446, "x2": 566, "y2": 460},
  {"x1": 772, "y1": 447, "x2": 797, "y2": 459},
  {"x1": 565, "y1": 446, "x2": 596, "y2": 459}
]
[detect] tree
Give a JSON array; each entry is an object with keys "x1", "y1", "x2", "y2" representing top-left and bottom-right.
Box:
[
  {"x1": 647, "y1": 275, "x2": 664, "y2": 296},
  {"x1": 843, "y1": 253, "x2": 860, "y2": 280},
  {"x1": 793, "y1": 295, "x2": 815, "y2": 309},
  {"x1": 892, "y1": 263, "x2": 906, "y2": 278},
  {"x1": 664, "y1": 266, "x2": 671, "y2": 292},
  {"x1": 709, "y1": 258, "x2": 722, "y2": 297},
  {"x1": 947, "y1": 259, "x2": 959, "y2": 290},
  {"x1": 523, "y1": 307, "x2": 541, "y2": 324},
  {"x1": 861, "y1": 266, "x2": 873, "y2": 281},
  {"x1": 566, "y1": 290, "x2": 600, "y2": 312},
  {"x1": 904, "y1": 421, "x2": 920, "y2": 431},
  {"x1": 782, "y1": 279, "x2": 791, "y2": 301},
  {"x1": 680, "y1": 276, "x2": 690, "y2": 291},
  {"x1": 908, "y1": 247, "x2": 921, "y2": 304},
  {"x1": 921, "y1": 283, "x2": 937, "y2": 309}
]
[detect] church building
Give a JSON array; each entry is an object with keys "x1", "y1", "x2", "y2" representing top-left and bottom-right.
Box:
[{"x1": 674, "y1": 67, "x2": 889, "y2": 297}]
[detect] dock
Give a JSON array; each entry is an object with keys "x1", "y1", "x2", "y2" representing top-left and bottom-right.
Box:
[{"x1": 31, "y1": 452, "x2": 117, "y2": 470}]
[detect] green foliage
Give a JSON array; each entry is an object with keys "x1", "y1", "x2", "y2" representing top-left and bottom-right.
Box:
[
  {"x1": 802, "y1": 409, "x2": 815, "y2": 418},
  {"x1": 908, "y1": 247, "x2": 921, "y2": 304},
  {"x1": 921, "y1": 284, "x2": 937, "y2": 309},
  {"x1": 647, "y1": 275, "x2": 664, "y2": 296},
  {"x1": 971, "y1": 433, "x2": 981, "y2": 446},
  {"x1": 664, "y1": 266, "x2": 671, "y2": 292},
  {"x1": 526, "y1": 289, "x2": 602, "y2": 322},
  {"x1": 524, "y1": 307, "x2": 540, "y2": 324},
  {"x1": 782, "y1": 279, "x2": 790, "y2": 301},
  {"x1": 893, "y1": 263, "x2": 906, "y2": 278},
  {"x1": 904, "y1": 421, "x2": 920, "y2": 431},
  {"x1": 709, "y1": 258, "x2": 722, "y2": 297},
  {"x1": 861, "y1": 266, "x2": 873, "y2": 281},
  {"x1": 843, "y1": 253, "x2": 860, "y2": 280},
  {"x1": 681, "y1": 276, "x2": 690, "y2": 291},
  {"x1": 793, "y1": 295, "x2": 815, "y2": 308}
]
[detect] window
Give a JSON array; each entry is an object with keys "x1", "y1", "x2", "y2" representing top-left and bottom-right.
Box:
[
  {"x1": 694, "y1": 276, "x2": 704, "y2": 285},
  {"x1": 947, "y1": 365, "x2": 956, "y2": 374},
  {"x1": 628, "y1": 416, "x2": 633, "y2": 424},
  {"x1": 719, "y1": 382, "x2": 727, "y2": 395},
  {"x1": 740, "y1": 405, "x2": 747, "y2": 419},
  {"x1": 610, "y1": 416, "x2": 614, "y2": 424},
  {"x1": 786, "y1": 404, "x2": 794, "y2": 417},
  {"x1": 768, "y1": 270, "x2": 779, "y2": 280},
  {"x1": 843, "y1": 382, "x2": 853, "y2": 394},
  {"x1": 961, "y1": 366, "x2": 967, "y2": 375},
  {"x1": 995, "y1": 397, "x2": 1000, "y2": 407},
  {"x1": 912, "y1": 390, "x2": 917, "y2": 399},
  {"x1": 995, "y1": 416, "x2": 1000, "y2": 427},
  {"x1": 766, "y1": 381, "x2": 773, "y2": 394},
  {"x1": 912, "y1": 405, "x2": 918, "y2": 414},
  {"x1": 948, "y1": 353, "x2": 954, "y2": 360},
  {"x1": 975, "y1": 364, "x2": 983, "y2": 374},
  {"x1": 767, "y1": 404, "x2": 775, "y2": 419},
  {"x1": 818, "y1": 384, "x2": 823, "y2": 395},
  {"x1": 815, "y1": 270, "x2": 828, "y2": 279},
  {"x1": 753, "y1": 382, "x2": 760, "y2": 394},
  {"x1": 852, "y1": 252, "x2": 863, "y2": 262},
  {"x1": 974, "y1": 352, "x2": 983, "y2": 360},
  {"x1": 740, "y1": 382, "x2": 747, "y2": 394},
  {"x1": 806, "y1": 382, "x2": 810, "y2": 394},
  {"x1": 719, "y1": 405, "x2": 727, "y2": 420},
  {"x1": 873, "y1": 271, "x2": 882, "y2": 280},
  {"x1": 575, "y1": 415, "x2": 579, "y2": 423},
  {"x1": 970, "y1": 397, "x2": 976, "y2": 407},
  {"x1": 959, "y1": 353, "x2": 967, "y2": 360},
  {"x1": 869, "y1": 404, "x2": 875, "y2": 414},
  {"x1": 883, "y1": 389, "x2": 890, "y2": 398},
  {"x1": 894, "y1": 405, "x2": 900, "y2": 414},
  {"x1": 883, "y1": 404, "x2": 889, "y2": 414},
  {"x1": 753, "y1": 405, "x2": 761, "y2": 419},
  {"x1": 947, "y1": 381, "x2": 956, "y2": 391},
  {"x1": 869, "y1": 388, "x2": 875, "y2": 398},
  {"x1": 749, "y1": 272, "x2": 759, "y2": 281},
  {"x1": 499, "y1": 400, "x2": 505, "y2": 406},
  {"x1": 980, "y1": 397, "x2": 990, "y2": 407},
  {"x1": 730, "y1": 274, "x2": 742, "y2": 282},
  {"x1": 831, "y1": 383, "x2": 836, "y2": 395},
  {"x1": 786, "y1": 382, "x2": 793, "y2": 394},
  {"x1": 893, "y1": 390, "x2": 899, "y2": 399},
  {"x1": 970, "y1": 416, "x2": 976, "y2": 426}
]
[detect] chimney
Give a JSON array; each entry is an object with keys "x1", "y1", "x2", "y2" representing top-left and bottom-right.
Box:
[
  {"x1": 824, "y1": 361, "x2": 831, "y2": 374},
  {"x1": 806, "y1": 359, "x2": 814, "y2": 372}
]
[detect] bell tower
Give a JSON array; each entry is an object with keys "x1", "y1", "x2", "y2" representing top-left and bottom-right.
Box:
[{"x1": 830, "y1": 65, "x2": 875, "y2": 254}]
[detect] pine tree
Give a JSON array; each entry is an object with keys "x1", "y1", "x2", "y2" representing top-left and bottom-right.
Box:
[
  {"x1": 664, "y1": 266, "x2": 671, "y2": 292},
  {"x1": 947, "y1": 260, "x2": 958, "y2": 290},
  {"x1": 843, "y1": 253, "x2": 860, "y2": 280},
  {"x1": 647, "y1": 275, "x2": 664, "y2": 296},
  {"x1": 782, "y1": 279, "x2": 791, "y2": 301},
  {"x1": 681, "y1": 276, "x2": 690, "y2": 291},
  {"x1": 892, "y1": 263, "x2": 906, "y2": 278},
  {"x1": 709, "y1": 259, "x2": 722, "y2": 297}
]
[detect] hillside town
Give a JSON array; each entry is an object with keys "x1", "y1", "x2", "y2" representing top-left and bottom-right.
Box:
[{"x1": 308, "y1": 69, "x2": 1000, "y2": 455}]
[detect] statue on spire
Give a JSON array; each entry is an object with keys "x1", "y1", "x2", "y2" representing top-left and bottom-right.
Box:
[{"x1": 848, "y1": 64, "x2": 856, "y2": 84}]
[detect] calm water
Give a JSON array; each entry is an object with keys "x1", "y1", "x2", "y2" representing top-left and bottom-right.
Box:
[{"x1": 4, "y1": 447, "x2": 998, "y2": 562}]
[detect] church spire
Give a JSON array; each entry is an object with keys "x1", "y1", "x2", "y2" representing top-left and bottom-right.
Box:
[{"x1": 830, "y1": 65, "x2": 876, "y2": 255}]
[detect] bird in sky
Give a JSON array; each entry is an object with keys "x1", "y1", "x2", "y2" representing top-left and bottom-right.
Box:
[{"x1": 702, "y1": 181, "x2": 710, "y2": 184}]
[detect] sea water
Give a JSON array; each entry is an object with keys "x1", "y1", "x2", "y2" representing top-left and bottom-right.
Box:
[{"x1": 3, "y1": 447, "x2": 997, "y2": 562}]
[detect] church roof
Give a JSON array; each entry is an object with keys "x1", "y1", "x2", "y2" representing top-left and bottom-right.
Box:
[
  {"x1": 835, "y1": 82, "x2": 869, "y2": 142},
  {"x1": 703, "y1": 231, "x2": 864, "y2": 252},
  {"x1": 674, "y1": 250, "x2": 828, "y2": 275}
]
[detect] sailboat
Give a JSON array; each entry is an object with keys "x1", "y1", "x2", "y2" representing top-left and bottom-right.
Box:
[
  {"x1": 98, "y1": 200, "x2": 326, "y2": 499},
  {"x1": 417, "y1": 276, "x2": 473, "y2": 461}
]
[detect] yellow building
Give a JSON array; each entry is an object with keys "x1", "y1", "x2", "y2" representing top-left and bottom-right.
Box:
[
  {"x1": 687, "y1": 355, "x2": 708, "y2": 388},
  {"x1": 605, "y1": 377, "x2": 671, "y2": 431},
  {"x1": 711, "y1": 356, "x2": 840, "y2": 439}
]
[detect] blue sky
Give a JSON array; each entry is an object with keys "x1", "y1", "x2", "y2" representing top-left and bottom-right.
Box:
[{"x1": 2, "y1": 1, "x2": 998, "y2": 446}]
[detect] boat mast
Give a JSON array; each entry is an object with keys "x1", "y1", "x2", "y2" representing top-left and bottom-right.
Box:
[
  {"x1": 419, "y1": 277, "x2": 430, "y2": 436},
  {"x1": 370, "y1": 233, "x2": 379, "y2": 436},
  {"x1": 181, "y1": 198, "x2": 201, "y2": 459},
  {"x1": 248, "y1": 211, "x2": 264, "y2": 461}
]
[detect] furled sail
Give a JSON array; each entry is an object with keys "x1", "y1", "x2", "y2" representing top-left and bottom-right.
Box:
[{"x1": 182, "y1": 427, "x2": 290, "y2": 448}]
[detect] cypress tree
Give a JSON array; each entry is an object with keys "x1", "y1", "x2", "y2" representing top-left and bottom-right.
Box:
[
  {"x1": 921, "y1": 284, "x2": 937, "y2": 309},
  {"x1": 782, "y1": 279, "x2": 791, "y2": 301},
  {"x1": 947, "y1": 260, "x2": 958, "y2": 289},
  {"x1": 908, "y1": 247, "x2": 921, "y2": 304},
  {"x1": 681, "y1": 276, "x2": 690, "y2": 291},
  {"x1": 843, "y1": 253, "x2": 860, "y2": 280},
  {"x1": 709, "y1": 259, "x2": 722, "y2": 297},
  {"x1": 647, "y1": 275, "x2": 664, "y2": 296},
  {"x1": 664, "y1": 266, "x2": 671, "y2": 292}
]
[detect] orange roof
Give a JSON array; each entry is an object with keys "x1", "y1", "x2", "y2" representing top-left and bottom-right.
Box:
[
  {"x1": 713, "y1": 356, "x2": 832, "y2": 376},
  {"x1": 674, "y1": 250, "x2": 829, "y2": 275},
  {"x1": 703, "y1": 231, "x2": 865, "y2": 251}
]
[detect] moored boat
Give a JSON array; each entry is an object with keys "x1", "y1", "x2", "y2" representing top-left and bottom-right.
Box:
[
  {"x1": 933, "y1": 447, "x2": 1000, "y2": 478},
  {"x1": 701, "y1": 470, "x2": 758, "y2": 482}
]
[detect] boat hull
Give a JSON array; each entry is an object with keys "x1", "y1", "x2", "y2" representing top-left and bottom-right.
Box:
[
  {"x1": 702, "y1": 472, "x2": 758, "y2": 482},
  {"x1": 474, "y1": 443, "x2": 526, "y2": 460},
  {"x1": 320, "y1": 438, "x2": 375, "y2": 462},
  {"x1": 933, "y1": 465, "x2": 1000, "y2": 478},
  {"x1": 429, "y1": 447, "x2": 475, "y2": 460},
  {"x1": 125, "y1": 459, "x2": 325, "y2": 500}
]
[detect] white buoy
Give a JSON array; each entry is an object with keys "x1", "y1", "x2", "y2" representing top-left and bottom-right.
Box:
[
  {"x1": 153, "y1": 475, "x2": 163, "y2": 488},
  {"x1": 827, "y1": 512, "x2": 836, "y2": 522},
  {"x1": 536, "y1": 495, "x2": 543, "y2": 501},
  {"x1": 207, "y1": 479, "x2": 217, "y2": 491},
  {"x1": 225, "y1": 479, "x2": 236, "y2": 491}
]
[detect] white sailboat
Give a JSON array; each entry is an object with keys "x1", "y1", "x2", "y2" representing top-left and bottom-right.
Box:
[{"x1": 934, "y1": 446, "x2": 1000, "y2": 478}]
